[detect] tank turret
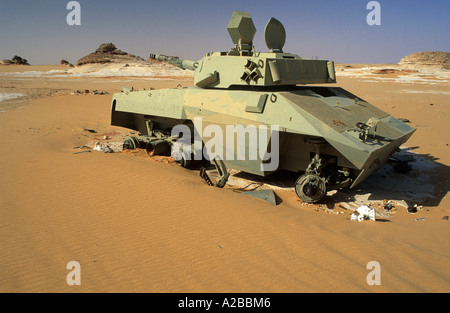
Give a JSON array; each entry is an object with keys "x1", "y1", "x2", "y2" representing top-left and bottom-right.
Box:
[{"x1": 150, "y1": 10, "x2": 336, "y2": 89}]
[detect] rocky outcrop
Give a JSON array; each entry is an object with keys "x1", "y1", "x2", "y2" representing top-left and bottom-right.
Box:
[
  {"x1": 76, "y1": 43, "x2": 147, "y2": 66},
  {"x1": 60, "y1": 60, "x2": 74, "y2": 67},
  {"x1": 0, "y1": 60, "x2": 13, "y2": 65},
  {"x1": 1, "y1": 56, "x2": 29, "y2": 65},
  {"x1": 399, "y1": 51, "x2": 450, "y2": 70},
  {"x1": 12, "y1": 55, "x2": 30, "y2": 65}
]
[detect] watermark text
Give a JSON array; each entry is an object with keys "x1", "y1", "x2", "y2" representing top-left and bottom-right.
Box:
[
  {"x1": 366, "y1": 261, "x2": 381, "y2": 285},
  {"x1": 367, "y1": 1, "x2": 381, "y2": 26},
  {"x1": 171, "y1": 117, "x2": 280, "y2": 171},
  {"x1": 66, "y1": 1, "x2": 81, "y2": 26},
  {"x1": 66, "y1": 261, "x2": 81, "y2": 286}
]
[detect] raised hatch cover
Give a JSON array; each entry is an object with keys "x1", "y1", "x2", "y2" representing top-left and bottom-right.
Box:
[{"x1": 264, "y1": 17, "x2": 286, "y2": 52}]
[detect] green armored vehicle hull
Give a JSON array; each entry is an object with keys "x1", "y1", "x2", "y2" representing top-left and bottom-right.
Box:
[{"x1": 111, "y1": 11, "x2": 415, "y2": 203}]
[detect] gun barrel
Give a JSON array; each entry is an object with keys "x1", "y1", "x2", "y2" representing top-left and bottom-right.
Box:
[{"x1": 149, "y1": 54, "x2": 198, "y2": 71}]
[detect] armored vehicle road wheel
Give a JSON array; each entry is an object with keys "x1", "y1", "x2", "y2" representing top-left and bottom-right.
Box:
[
  {"x1": 123, "y1": 136, "x2": 139, "y2": 150},
  {"x1": 146, "y1": 140, "x2": 170, "y2": 156},
  {"x1": 295, "y1": 174, "x2": 327, "y2": 203}
]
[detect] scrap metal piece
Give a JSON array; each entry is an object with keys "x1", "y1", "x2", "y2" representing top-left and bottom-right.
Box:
[
  {"x1": 241, "y1": 189, "x2": 277, "y2": 206},
  {"x1": 212, "y1": 158, "x2": 230, "y2": 188},
  {"x1": 72, "y1": 150, "x2": 91, "y2": 155},
  {"x1": 200, "y1": 167, "x2": 214, "y2": 186},
  {"x1": 199, "y1": 159, "x2": 230, "y2": 188}
]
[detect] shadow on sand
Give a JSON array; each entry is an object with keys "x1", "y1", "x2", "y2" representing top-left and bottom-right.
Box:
[{"x1": 224, "y1": 147, "x2": 449, "y2": 209}]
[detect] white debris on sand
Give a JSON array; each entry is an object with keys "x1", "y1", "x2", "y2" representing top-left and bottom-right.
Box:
[
  {"x1": 351, "y1": 205, "x2": 377, "y2": 222},
  {"x1": 93, "y1": 142, "x2": 114, "y2": 153},
  {"x1": 0, "y1": 93, "x2": 25, "y2": 102}
]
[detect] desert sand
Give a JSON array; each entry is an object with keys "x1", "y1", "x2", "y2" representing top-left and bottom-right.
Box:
[{"x1": 0, "y1": 61, "x2": 449, "y2": 293}]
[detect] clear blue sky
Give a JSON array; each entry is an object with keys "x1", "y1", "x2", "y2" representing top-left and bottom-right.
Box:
[{"x1": 0, "y1": 0, "x2": 449, "y2": 64}]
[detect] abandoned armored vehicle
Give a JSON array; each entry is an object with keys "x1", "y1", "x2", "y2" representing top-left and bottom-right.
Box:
[{"x1": 111, "y1": 11, "x2": 415, "y2": 203}]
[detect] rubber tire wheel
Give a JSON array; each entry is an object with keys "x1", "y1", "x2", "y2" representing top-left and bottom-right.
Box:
[
  {"x1": 123, "y1": 136, "x2": 139, "y2": 150},
  {"x1": 295, "y1": 174, "x2": 327, "y2": 203}
]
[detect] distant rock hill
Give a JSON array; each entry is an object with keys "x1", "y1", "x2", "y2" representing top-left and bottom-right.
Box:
[
  {"x1": 76, "y1": 43, "x2": 147, "y2": 66},
  {"x1": 0, "y1": 55, "x2": 30, "y2": 65},
  {"x1": 399, "y1": 51, "x2": 450, "y2": 70}
]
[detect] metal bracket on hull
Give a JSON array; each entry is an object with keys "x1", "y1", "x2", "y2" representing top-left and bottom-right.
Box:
[{"x1": 348, "y1": 117, "x2": 381, "y2": 143}]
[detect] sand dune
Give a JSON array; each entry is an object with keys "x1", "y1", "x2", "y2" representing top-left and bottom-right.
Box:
[{"x1": 0, "y1": 64, "x2": 449, "y2": 292}]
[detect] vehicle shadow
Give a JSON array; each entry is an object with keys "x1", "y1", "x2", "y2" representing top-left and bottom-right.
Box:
[
  {"x1": 336, "y1": 148, "x2": 449, "y2": 208},
  {"x1": 229, "y1": 148, "x2": 449, "y2": 208}
]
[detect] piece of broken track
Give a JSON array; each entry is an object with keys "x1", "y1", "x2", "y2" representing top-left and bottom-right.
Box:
[{"x1": 199, "y1": 158, "x2": 230, "y2": 188}]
